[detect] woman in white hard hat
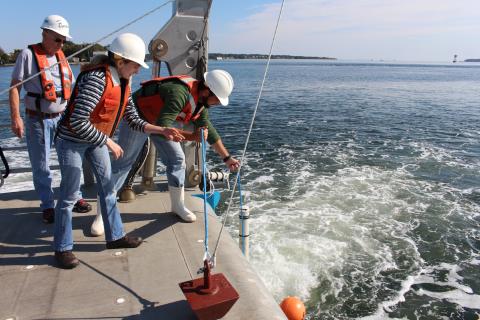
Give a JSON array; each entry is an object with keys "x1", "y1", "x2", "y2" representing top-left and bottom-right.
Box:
[
  {"x1": 53, "y1": 33, "x2": 184, "y2": 269},
  {"x1": 88, "y1": 68, "x2": 240, "y2": 236}
]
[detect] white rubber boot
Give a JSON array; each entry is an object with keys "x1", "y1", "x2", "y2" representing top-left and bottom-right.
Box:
[
  {"x1": 169, "y1": 186, "x2": 196, "y2": 222},
  {"x1": 90, "y1": 196, "x2": 105, "y2": 236}
]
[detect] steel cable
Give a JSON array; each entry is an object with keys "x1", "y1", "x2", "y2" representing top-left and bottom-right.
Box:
[
  {"x1": 0, "y1": 0, "x2": 174, "y2": 97},
  {"x1": 212, "y1": 0, "x2": 286, "y2": 258}
]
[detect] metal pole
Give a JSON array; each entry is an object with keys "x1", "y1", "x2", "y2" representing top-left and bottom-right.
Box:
[
  {"x1": 141, "y1": 141, "x2": 157, "y2": 189},
  {"x1": 149, "y1": 0, "x2": 210, "y2": 188},
  {"x1": 239, "y1": 203, "x2": 250, "y2": 260},
  {"x1": 238, "y1": 189, "x2": 250, "y2": 259}
]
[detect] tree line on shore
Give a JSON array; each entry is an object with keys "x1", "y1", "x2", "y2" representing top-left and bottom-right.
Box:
[
  {"x1": 0, "y1": 42, "x2": 335, "y2": 65},
  {"x1": 209, "y1": 53, "x2": 336, "y2": 60},
  {"x1": 0, "y1": 42, "x2": 107, "y2": 65}
]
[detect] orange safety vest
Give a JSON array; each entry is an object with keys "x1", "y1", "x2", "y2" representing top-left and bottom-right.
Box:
[
  {"x1": 28, "y1": 44, "x2": 72, "y2": 102},
  {"x1": 135, "y1": 75, "x2": 200, "y2": 124},
  {"x1": 65, "y1": 64, "x2": 131, "y2": 137}
]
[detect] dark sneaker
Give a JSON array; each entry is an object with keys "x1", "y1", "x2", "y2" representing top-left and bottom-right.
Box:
[
  {"x1": 73, "y1": 199, "x2": 92, "y2": 213},
  {"x1": 106, "y1": 236, "x2": 143, "y2": 249},
  {"x1": 42, "y1": 208, "x2": 55, "y2": 224},
  {"x1": 55, "y1": 251, "x2": 80, "y2": 269}
]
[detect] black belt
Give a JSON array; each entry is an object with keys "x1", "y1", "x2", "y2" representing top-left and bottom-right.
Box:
[
  {"x1": 25, "y1": 109, "x2": 62, "y2": 119},
  {"x1": 27, "y1": 91, "x2": 64, "y2": 99}
]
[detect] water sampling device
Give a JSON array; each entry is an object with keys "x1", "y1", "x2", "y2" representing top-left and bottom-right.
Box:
[{"x1": 179, "y1": 128, "x2": 239, "y2": 319}]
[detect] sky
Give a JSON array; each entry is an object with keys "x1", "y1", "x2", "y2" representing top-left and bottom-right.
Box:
[{"x1": 1, "y1": 0, "x2": 479, "y2": 62}]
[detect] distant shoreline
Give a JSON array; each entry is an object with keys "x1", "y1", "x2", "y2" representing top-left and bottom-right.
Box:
[
  {"x1": 209, "y1": 53, "x2": 336, "y2": 60},
  {"x1": 0, "y1": 61, "x2": 90, "y2": 68},
  {"x1": 5, "y1": 57, "x2": 480, "y2": 69}
]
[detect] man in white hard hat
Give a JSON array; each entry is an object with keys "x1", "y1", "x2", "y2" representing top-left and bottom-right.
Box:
[
  {"x1": 89, "y1": 69, "x2": 240, "y2": 236},
  {"x1": 9, "y1": 15, "x2": 92, "y2": 225}
]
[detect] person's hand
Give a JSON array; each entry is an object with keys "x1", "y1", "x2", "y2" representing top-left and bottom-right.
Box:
[
  {"x1": 11, "y1": 117, "x2": 24, "y2": 138},
  {"x1": 106, "y1": 138, "x2": 124, "y2": 160},
  {"x1": 225, "y1": 156, "x2": 240, "y2": 172},
  {"x1": 162, "y1": 127, "x2": 184, "y2": 142}
]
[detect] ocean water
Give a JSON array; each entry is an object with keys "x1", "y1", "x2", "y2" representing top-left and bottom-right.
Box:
[{"x1": 1, "y1": 60, "x2": 480, "y2": 319}]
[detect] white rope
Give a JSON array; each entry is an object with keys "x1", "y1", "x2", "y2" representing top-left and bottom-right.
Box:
[
  {"x1": 0, "y1": 0, "x2": 173, "y2": 97},
  {"x1": 212, "y1": 0, "x2": 286, "y2": 257}
]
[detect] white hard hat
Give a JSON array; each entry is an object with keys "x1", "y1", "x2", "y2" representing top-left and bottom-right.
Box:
[
  {"x1": 203, "y1": 70, "x2": 234, "y2": 106},
  {"x1": 109, "y1": 33, "x2": 149, "y2": 69},
  {"x1": 41, "y1": 15, "x2": 71, "y2": 39}
]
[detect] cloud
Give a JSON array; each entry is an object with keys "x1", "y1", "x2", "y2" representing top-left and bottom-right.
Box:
[{"x1": 211, "y1": 0, "x2": 480, "y2": 60}]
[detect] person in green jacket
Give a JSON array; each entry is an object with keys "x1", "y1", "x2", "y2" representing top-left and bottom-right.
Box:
[{"x1": 90, "y1": 70, "x2": 239, "y2": 235}]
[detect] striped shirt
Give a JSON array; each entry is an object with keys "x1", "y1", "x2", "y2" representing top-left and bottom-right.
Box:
[{"x1": 57, "y1": 69, "x2": 147, "y2": 146}]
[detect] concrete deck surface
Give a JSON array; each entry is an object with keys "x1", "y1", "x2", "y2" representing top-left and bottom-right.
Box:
[{"x1": 0, "y1": 179, "x2": 286, "y2": 320}]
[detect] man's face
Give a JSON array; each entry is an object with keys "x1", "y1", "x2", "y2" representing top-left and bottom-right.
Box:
[
  {"x1": 200, "y1": 87, "x2": 220, "y2": 107},
  {"x1": 42, "y1": 29, "x2": 66, "y2": 55},
  {"x1": 205, "y1": 93, "x2": 220, "y2": 107}
]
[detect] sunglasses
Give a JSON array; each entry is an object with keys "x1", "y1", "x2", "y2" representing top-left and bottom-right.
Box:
[
  {"x1": 46, "y1": 31, "x2": 66, "y2": 44},
  {"x1": 53, "y1": 37, "x2": 67, "y2": 44}
]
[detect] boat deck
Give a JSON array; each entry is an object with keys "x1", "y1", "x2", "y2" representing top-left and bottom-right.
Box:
[{"x1": 0, "y1": 179, "x2": 286, "y2": 319}]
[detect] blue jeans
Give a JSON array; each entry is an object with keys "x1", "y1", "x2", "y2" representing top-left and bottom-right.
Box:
[
  {"x1": 111, "y1": 121, "x2": 186, "y2": 191},
  {"x1": 54, "y1": 138, "x2": 125, "y2": 252},
  {"x1": 25, "y1": 114, "x2": 60, "y2": 210},
  {"x1": 25, "y1": 113, "x2": 83, "y2": 210}
]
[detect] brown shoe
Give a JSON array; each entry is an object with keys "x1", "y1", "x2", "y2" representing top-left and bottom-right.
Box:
[
  {"x1": 72, "y1": 199, "x2": 92, "y2": 213},
  {"x1": 106, "y1": 235, "x2": 143, "y2": 249},
  {"x1": 42, "y1": 208, "x2": 55, "y2": 224},
  {"x1": 55, "y1": 251, "x2": 79, "y2": 269}
]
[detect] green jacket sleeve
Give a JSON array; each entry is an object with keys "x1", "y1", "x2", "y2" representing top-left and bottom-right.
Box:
[{"x1": 193, "y1": 108, "x2": 220, "y2": 145}]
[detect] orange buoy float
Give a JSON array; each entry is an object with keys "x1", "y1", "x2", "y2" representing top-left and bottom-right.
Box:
[{"x1": 280, "y1": 296, "x2": 306, "y2": 320}]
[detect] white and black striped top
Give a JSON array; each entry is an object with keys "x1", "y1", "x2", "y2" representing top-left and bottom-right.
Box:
[{"x1": 57, "y1": 69, "x2": 147, "y2": 146}]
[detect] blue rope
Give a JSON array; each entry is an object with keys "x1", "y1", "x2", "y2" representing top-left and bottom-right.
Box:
[{"x1": 200, "y1": 128, "x2": 209, "y2": 255}]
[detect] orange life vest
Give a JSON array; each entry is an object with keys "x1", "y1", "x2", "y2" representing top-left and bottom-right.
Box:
[
  {"x1": 65, "y1": 64, "x2": 131, "y2": 137},
  {"x1": 28, "y1": 43, "x2": 72, "y2": 102},
  {"x1": 135, "y1": 75, "x2": 200, "y2": 124}
]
